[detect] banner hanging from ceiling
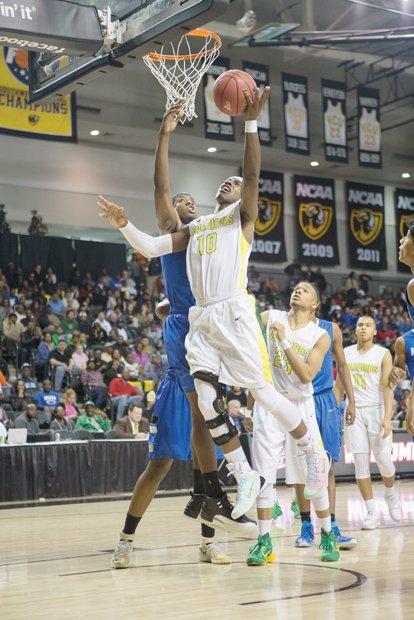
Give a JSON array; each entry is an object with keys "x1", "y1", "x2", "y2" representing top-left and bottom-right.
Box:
[
  {"x1": 357, "y1": 86, "x2": 382, "y2": 168},
  {"x1": 250, "y1": 170, "x2": 286, "y2": 263},
  {"x1": 0, "y1": 46, "x2": 76, "y2": 141},
  {"x1": 321, "y1": 78, "x2": 348, "y2": 164},
  {"x1": 293, "y1": 174, "x2": 340, "y2": 266},
  {"x1": 281, "y1": 72, "x2": 309, "y2": 155},
  {"x1": 203, "y1": 56, "x2": 234, "y2": 141},
  {"x1": 242, "y1": 60, "x2": 271, "y2": 147},
  {"x1": 346, "y1": 181, "x2": 386, "y2": 270}
]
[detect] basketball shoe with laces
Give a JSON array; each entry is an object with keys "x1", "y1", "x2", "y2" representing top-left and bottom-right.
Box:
[
  {"x1": 200, "y1": 493, "x2": 257, "y2": 536},
  {"x1": 183, "y1": 492, "x2": 204, "y2": 519},
  {"x1": 331, "y1": 522, "x2": 357, "y2": 549},
  {"x1": 319, "y1": 529, "x2": 340, "y2": 562},
  {"x1": 246, "y1": 533, "x2": 275, "y2": 566},
  {"x1": 295, "y1": 520, "x2": 314, "y2": 547},
  {"x1": 199, "y1": 541, "x2": 231, "y2": 564},
  {"x1": 227, "y1": 463, "x2": 262, "y2": 520},
  {"x1": 111, "y1": 533, "x2": 134, "y2": 569},
  {"x1": 302, "y1": 445, "x2": 330, "y2": 499}
]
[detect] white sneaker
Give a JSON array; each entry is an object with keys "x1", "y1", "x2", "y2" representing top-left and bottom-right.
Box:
[
  {"x1": 111, "y1": 536, "x2": 134, "y2": 569},
  {"x1": 362, "y1": 511, "x2": 380, "y2": 530},
  {"x1": 303, "y1": 447, "x2": 330, "y2": 499},
  {"x1": 228, "y1": 466, "x2": 262, "y2": 520},
  {"x1": 199, "y1": 542, "x2": 231, "y2": 565},
  {"x1": 385, "y1": 494, "x2": 402, "y2": 522}
]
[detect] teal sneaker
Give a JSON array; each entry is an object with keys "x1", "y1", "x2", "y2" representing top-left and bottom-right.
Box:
[
  {"x1": 331, "y1": 521, "x2": 357, "y2": 550},
  {"x1": 291, "y1": 498, "x2": 300, "y2": 519},
  {"x1": 246, "y1": 533, "x2": 275, "y2": 566},
  {"x1": 272, "y1": 500, "x2": 283, "y2": 520},
  {"x1": 319, "y1": 529, "x2": 340, "y2": 562}
]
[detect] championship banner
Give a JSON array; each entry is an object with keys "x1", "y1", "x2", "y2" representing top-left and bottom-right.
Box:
[
  {"x1": 250, "y1": 171, "x2": 286, "y2": 263},
  {"x1": 203, "y1": 56, "x2": 234, "y2": 141},
  {"x1": 346, "y1": 181, "x2": 386, "y2": 270},
  {"x1": 293, "y1": 175, "x2": 339, "y2": 265},
  {"x1": 242, "y1": 61, "x2": 271, "y2": 146},
  {"x1": 357, "y1": 86, "x2": 382, "y2": 168},
  {"x1": 395, "y1": 187, "x2": 414, "y2": 273},
  {"x1": 0, "y1": 46, "x2": 76, "y2": 141},
  {"x1": 282, "y1": 72, "x2": 309, "y2": 155},
  {"x1": 321, "y1": 78, "x2": 348, "y2": 163}
]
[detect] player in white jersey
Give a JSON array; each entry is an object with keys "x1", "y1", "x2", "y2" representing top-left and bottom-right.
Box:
[
  {"x1": 334, "y1": 316, "x2": 401, "y2": 529},
  {"x1": 98, "y1": 87, "x2": 329, "y2": 521},
  {"x1": 246, "y1": 282, "x2": 339, "y2": 565}
]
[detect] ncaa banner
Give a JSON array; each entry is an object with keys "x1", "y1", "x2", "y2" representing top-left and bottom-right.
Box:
[
  {"x1": 321, "y1": 78, "x2": 348, "y2": 163},
  {"x1": 346, "y1": 181, "x2": 386, "y2": 270},
  {"x1": 242, "y1": 61, "x2": 271, "y2": 146},
  {"x1": 250, "y1": 170, "x2": 286, "y2": 263},
  {"x1": 358, "y1": 86, "x2": 382, "y2": 168},
  {"x1": 203, "y1": 56, "x2": 234, "y2": 141},
  {"x1": 282, "y1": 72, "x2": 309, "y2": 155},
  {"x1": 294, "y1": 175, "x2": 339, "y2": 266},
  {"x1": 395, "y1": 188, "x2": 414, "y2": 273},
  {"x1": 0, "y1": 46, "x2": 76, "y2": 141}
]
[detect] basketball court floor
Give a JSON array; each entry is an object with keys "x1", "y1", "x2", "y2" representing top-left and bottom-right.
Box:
[{"x1": 1, "y1": 481, "x2": 413, "y2": 619}]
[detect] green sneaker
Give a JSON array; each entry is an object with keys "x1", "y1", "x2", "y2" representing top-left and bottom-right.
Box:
[
  {"x1": 246, "y1": 533, "x2": 275, "y2": 566},
  {"x1": 319, "y1": 529, "x2": 340, "y2": 562},
  {"x1": 291, "y1": 498, "x2": 300, "y2": 519},
  {"x1": 272, "y1": 500, "x2": 283, "y2": 520}
]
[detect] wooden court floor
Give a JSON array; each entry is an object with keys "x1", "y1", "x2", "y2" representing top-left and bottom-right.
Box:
[{"x1": 1, "y1": 481, "x2": 413, "y2": 620}]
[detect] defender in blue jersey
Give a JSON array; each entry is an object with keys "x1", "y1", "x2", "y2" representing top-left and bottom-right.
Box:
[
  {"x1": 294, "y1": 317, "x2": 358, "y2": 550},
  {"x1": 110, "y1": 103, "x2": 255, "y2": 569},
  {"x1": 398, "y1": 226, "x2": 414, "y2": 436}
]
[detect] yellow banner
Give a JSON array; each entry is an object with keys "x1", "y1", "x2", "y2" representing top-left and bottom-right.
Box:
[{"x1": 0, "y1": 47, "x2": 76, "y2": 141}]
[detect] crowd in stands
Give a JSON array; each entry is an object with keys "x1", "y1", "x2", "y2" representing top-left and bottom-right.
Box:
[{"x1": 0, "y1": 255, "x2": 412, "y2": 441}]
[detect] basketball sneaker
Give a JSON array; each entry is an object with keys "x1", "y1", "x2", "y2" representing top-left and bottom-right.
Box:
[
  {"x1": 362, "y1": 511, "x2": 380, "y2": 530},
  {"x1": 184, "y1": 492, "x2": 204, "y2": 519},
  {"x1": 111, "y1": 533, "x2": 134, "y2": 569},
  {"x1": 291, "y1": 498, "x2": 300, "y2": 519},
  {"x1": 295, "y1": 520, "x2": 314, "y2": 547},
  {"x1": 319, "y1": 529, "x2": 340, "y2": 562},
  {"x1": 246, "y1": 533, "x2": 275, "y2": 566},
  {"x1": 385, "y1": 494, "x2": 402, "y2": 522},
  {"x1": 200, "y1": 493, "x2": 257, "y2": 536},
  {"x1": 303, "y1": 446, "x2": 330, "y2": 499},
  {"x1": 331, "y1": 522, "x2": 357, "y2": 549},
  {"x1": 272, "y1": 500, "x2": 283, "y2": 520},
  {"x1": 199, "y1": 541, "x2": 231, "y2": 565},
  {"x1": 227, "y1": 465, "x2": 262, "y2": 520}
]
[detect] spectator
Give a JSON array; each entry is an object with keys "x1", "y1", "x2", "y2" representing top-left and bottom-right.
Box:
[
  {"x1": 109, "y1": 367, "x2": 144, "y2": 420},
  {"x1": 81, "y1": 359, "x2": 107, "y2": 408},
  {"x1": 39, "y1": 305, "x2": 60, "y2": 330},
  {"x1": 88, "y1": 322, "x2": 107, "y2": 347},
  {"x1": 50, "y1": 404, "x2": 75, "y2": 432},
  {"x1": 227, "y1": 399, "x2": 245, "y2": 433},
  {"x1": 226, "y1": 385, "x2": 247, "y2": 407},
  {"x1": 35, "y1": 379, "x2": 60, "y2": 410},
  {"x1": 19, "y1": 321, "x2": 42, "y2": 366},
  {"x1": 93, "y1": 310, "x2": 111, "y2": 335},
  {"x1": 376, "y1": 317, "x2": 397, "y2": 348},
  {"x1": 48, "y1": 292, "x2": 65, "y2": 316},
  {"x1": 48, "y1": 338, "x2": 71, "y2": 391},
  {"x1": 2, "y1": 312, "x2": 24, "y2": 361},
  {"x1": 103, "y1": 359, "x2": 121, "y2": 386},
  {"x1": 77, "y1": 310, "x2": 91, "y2": 334},
  {"x1": 76, "y1": 400, "x2": 110, "y2": 432},
  {"x1": 123, "y1": 352, "x2": 140, "y2": 380},
  {"x1": 10, "y1": 379, "x2": 34, "y2": 414},
  {"x1": 115, "y1": 403, "x2": 149, "y2": 439},
  {"x1": 34, "y1": 332, "x2": 54, "y2": 381},
  {"x1": 62, "y1": 388, "x2": 80, "y2": 420},
  {"x1": 14, "y1": 403, "x2": 42, "y2": 436},
  {"x1": 359, "y1": 272, "x2": 372, "y2": 294},
  {"x1": 143, "y1": 352, "x2": 167, "y2": 384},
  {"x1": 18, "y1": 363, "x2": 38, "y2": 396},
  {"x1": 69, "y1": 344, "x2": 89, "y2": 375},
  {"x1": 60, "y1": 309, "x2": 78, "y2": 335}
]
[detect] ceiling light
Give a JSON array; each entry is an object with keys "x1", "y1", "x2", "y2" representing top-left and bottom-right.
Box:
[
  {"x1": 90, "y1": 129, "x2": 100, "y2": 136},
  {"x1": 402, "y1": 172, "x2": 411, "y2": 179},
  {"x1": 207, "y1": 146, "x2": 217, "y2": 153},
  {"x1": 310, "y1": 161, "x2": 319, "y2": 167}
]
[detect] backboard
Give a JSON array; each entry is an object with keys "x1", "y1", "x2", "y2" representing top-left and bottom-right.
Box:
[{"x1": 28, "y1": 0, "x2": 234, "y2": 103}]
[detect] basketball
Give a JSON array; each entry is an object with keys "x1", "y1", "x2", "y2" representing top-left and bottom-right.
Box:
[{"x1": 212, "y1": 69, "x2": 257, "y2": 116}]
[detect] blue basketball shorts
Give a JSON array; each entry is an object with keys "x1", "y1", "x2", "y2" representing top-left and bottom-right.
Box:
[
  {"x1": 313, "y1": 390, "x2": 343, "y2": 462},
  {"x1": 163, "y1": 311, "x2": 195, "y2": 393}
]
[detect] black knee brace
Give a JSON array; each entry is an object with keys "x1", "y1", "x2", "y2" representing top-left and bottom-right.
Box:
[{"x1": 193, "y1": 371, "x2": 238, "y2": 446}]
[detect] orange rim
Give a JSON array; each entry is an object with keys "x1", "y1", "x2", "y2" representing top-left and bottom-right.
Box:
[{"x1": 145, "y1": 28, "x2": 221, "y2": 62}]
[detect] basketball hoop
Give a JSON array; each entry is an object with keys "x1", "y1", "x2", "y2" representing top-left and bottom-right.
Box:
[{"x1": 143, "y1": 28, "x2": 222, "y2": 123}]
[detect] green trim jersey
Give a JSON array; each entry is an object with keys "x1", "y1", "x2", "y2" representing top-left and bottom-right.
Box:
[
  {"x1": 266, "y1": 309, "x2": 326, "y2": 399},
  {"x1": 344, "y1": 344, "x2": 387, "y2": 408},
  {"x1": 186, "y1": 202, "x2": 251, "y2": 306}
]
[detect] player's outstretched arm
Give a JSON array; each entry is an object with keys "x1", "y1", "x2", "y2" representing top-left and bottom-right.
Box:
[
  {"x1": 332, "y1": 323, "x2": 356, "y2": 425},
  {"x1": 239, "y1": 86, "x2": 270, "y2": 243},
  {"x1": 380, "y1": 351, "x2": 393, "y2": 438},
  {"x1": 97, "y1": 195, "x2": 189, "y2": 256},
  {"x1": 389, "y1": 336, "x2": 407, "y2": 386},
  {"x1": 154, "y1": 101, "x2": 186, "y2": 234}
]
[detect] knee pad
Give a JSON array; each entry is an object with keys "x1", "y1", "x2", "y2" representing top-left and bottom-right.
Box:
[
  {"x1": 353, "y1": 453, "x2": 370, "y2": 479},
  {"x1": 375, "y1": 452, "x2": 395, "y2": 478},
  {"x1": 311, "y1": 489, "x2": 329, "y2": 512},
  {"x1": 256, "y1": 483, "x2": 275, "y2": 509},
  {"x1": 193, "y1": 373, "x2": 238, "y2": 446}
]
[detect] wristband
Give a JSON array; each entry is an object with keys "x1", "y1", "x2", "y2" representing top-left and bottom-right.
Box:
[
  {"x1": 280, "y1": 338, "x2": 292, "y2": 351},
  {"x1": 245, "y1": 120, "x2": 258, "y2": 133}
]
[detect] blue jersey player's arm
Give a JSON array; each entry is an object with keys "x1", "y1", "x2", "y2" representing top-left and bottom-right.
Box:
[
  {"x1": 154, "y1": 102, "x2": 186, "y2": 234},
  {"x1": 389, "y1": 336, "x2": 407, "y2": 386}
]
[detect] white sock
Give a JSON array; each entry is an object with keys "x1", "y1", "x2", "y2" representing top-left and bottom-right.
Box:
[
  {"x1": 258, "y1": 520, "x2": 272, "y2": 536},
  {"x1": 319, "y1": 516, "x2": 331, "y2": 534},
  {"x1": 226, "y1": 446, "x2": 250, "y2": 469},
  {"x1": 365, "y1": 498, "x2": 376, "y2": 513},
  {"x1": 384, "y1": 486, "x2": 395, "y2": 498},
  {"x1": 201, "y1": 537, "x2": 214, "y2": 547}
]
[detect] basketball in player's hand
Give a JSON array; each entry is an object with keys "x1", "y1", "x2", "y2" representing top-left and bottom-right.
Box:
[{"x1": 212, "y1": 70, "x2": 257, "y2": 116}]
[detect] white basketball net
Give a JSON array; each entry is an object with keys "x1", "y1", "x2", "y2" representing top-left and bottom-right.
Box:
[{"x1": 143, "y1": 29, "x2": 222, "y2": 123}]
